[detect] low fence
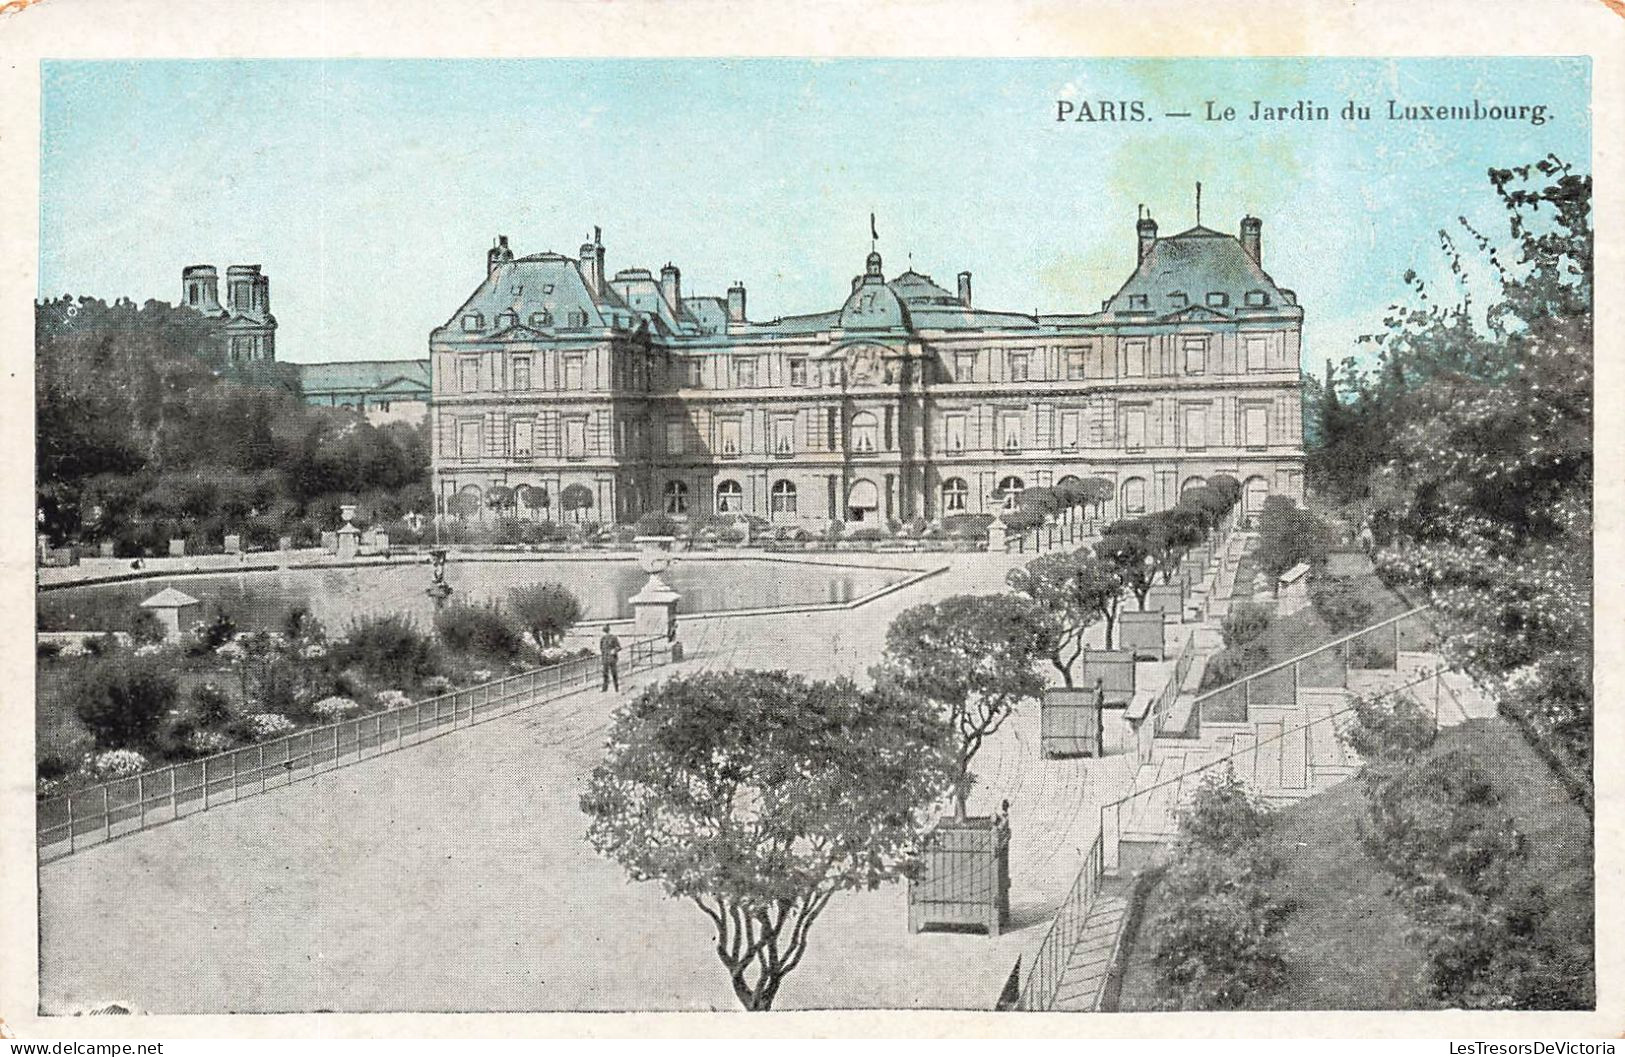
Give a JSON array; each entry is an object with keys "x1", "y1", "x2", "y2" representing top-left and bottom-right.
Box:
[
  {"x1": 37, "y1": 636, "x2": 672, "y2": 862},
  {"x1": 1014, "y1": 831, "x2": 1104, "y2": 1011},
  {"x1": 1148, "y1": 632, "x2": 1199, "y2": 742},
  {"x1": 1101, "y1": 663, "x2": 1452, "y2": 874},
  {"x1": 1191, "y1": 606, "x2": 1438, "y2": 725}
]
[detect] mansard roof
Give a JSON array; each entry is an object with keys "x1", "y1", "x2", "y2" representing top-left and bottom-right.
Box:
[
  {"x1": 434, "y1": 254, "x2": 607, "y2": 339},
  {"x1": 1102, "y1": 224, "x2": 1298, "y2": 321}
]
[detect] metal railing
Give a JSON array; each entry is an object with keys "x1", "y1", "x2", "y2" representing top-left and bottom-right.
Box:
[
  {"x1": 1149, "y1": 632, "x2": 1200, "y2": 740},
  {"x1": 1014, "y1": 831, "x2": 1105, "y2": 1011},
  {"x1": 1102, "y1": 662, "x2": 1452, "y2": 873},
  {"x1": 1192, "y1": 605, "x2": 1437, "y2": 725},
  {"x1": 37, "y1": 636, "x2": 672, "y2": 862}
]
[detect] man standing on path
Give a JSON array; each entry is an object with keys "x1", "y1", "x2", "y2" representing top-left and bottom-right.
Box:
[{"x1": 599, "y1": 624, "x2": 622, "y2": 692}]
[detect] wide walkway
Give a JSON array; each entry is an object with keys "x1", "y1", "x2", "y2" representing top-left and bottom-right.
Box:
[{"x1": 39, "y1": 548, "x2": 1136, "y2": 1013}]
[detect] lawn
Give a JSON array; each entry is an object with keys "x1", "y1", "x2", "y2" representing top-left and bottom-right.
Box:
[
  {"x1": 1198, "y1": 571, "x2": 1429, "y2": 722},
  {"x1": 1111, "y1": 716, "x2": 1595, "y2": 1010}
]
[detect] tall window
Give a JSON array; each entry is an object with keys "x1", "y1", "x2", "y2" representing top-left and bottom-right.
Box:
[
  {"x1": 565, "y1": 418, "x2": 588, "y2": 459},
  {"x1": 512, "y1": 356, "x2": 532, "y2": 390},
  {"x1": 771, "y1": 480, "x2": 798, "y2": 517},
  {"x1": 664, "y1": 480, "x2": 689, "y2": 515},
  {"x1": 997, "y1": 475, "x2": 1025, "y2": 511},
  {"x1": 1122, "y1": 477, "x2": 1147, "y2": 515},
  {"x1": 1183, "y1": 405, "x2": 1208, "y2": 450},
  {"x1": 458, "y1": 420, "x2": 481, "y2": 462},
  {"x1": 999, "y1": 411, "x2": 1023, "y2": 453},
  {"x1": 851, "y1": 412, "x2": 878, "y2": 453},
  {"x1": 1245, "y1": 335, "x2": 1269, "y2": 372},
  {"x1": 734, "y1": 356, "x2": 758, "y2": 388},
  {"x1": 511, "y1": 419, "x2": 534, "y2": 458},
  {"x1": 1182, "y1": 337, "x2": 1207, "y2": 375},
  {"x1": 1244, "y1": 405, "x2": 1269, "y2": 448},
  {"x1": 944, "y1": 414, "x2": 967, "y2": 454},
  {"x1": 458, "y1": 357, "x2": 479, "y2": 393},
  {"x1": 1122, "y1": 406, "x2": 1148, "y2": 451},
  {"x1": 564, "y1": 356, "x2": 584, "y2": 390},
  {"x1": 826, "y1": 407, "x2": 838, "y2": 450},
  {"x1": 1007, "y1": 350, "x2": 1030, "y2": 382},
  {"x1": 685, "y1": 359, "x2": 703, "y2": 387},
  {"x1": 716, "y1": 480, "x2": 743, "y2": 513},
  {"x1": 941, "y1": 476, "x2": 969, "y2": 513},
  {"x1": 1244, "y1": 477, "x2": 1269, "y2": 519},
  {"x1": 665, "y1": 420, "x2": 686, "y2": 455},
  {"x1": 788, "y1": 357, "x2": 807, "y2": 386},
  {"x1": 1122, "y1": 340, "x2": 1148, "y2": 377},
  {"x1": 1065, "y1": 348, "x2": 1086, "y2": 380},
  {"x1": 719, "y1": 418, "x2": 743, "y2": 457},
  {"x1": 955, "y1": 351, "x2": 977, "y2": 381},
  {"x1": 772, "y1": 416, "x2": 795, "y2": 455},
  {"x1": 1060, "y1": 410, "x2": 1081, "y2": 451}
]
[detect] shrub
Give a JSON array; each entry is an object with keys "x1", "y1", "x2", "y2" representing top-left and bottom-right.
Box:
[
  {"x1": 37, "y1": 641, "x2": 62, "y2": 661},
  {"x1": 634, "y1": 512, "x2": 680, "y2": 537},
  {"x1": 943, "y1": 513, "x2": 995, "y2": 539},
  {"x1": 1200, "y1": 640, "x2": 1271, "y2": 691},
  {"x1": 310, "y1": 696, "x2": 362, "y2": 721},
  {"x1": 1310, "y1": 576, "x2": 1375, "y2": 634},
  {"x1": 240, "y1": 712, "x2": 296, "y2": 740},
  {"x1": 129, "y1": 609, "x2": 166, "y2": 646},
  {"x1": 847, "y1": 527, "x2": 885, "y2": 543},
  {"x1": 189, "y1": 681, "x2": 234, "y2": 728},
  {"x1": 185, "y1": 730, "x2": 236, "y2": 757},
  {"x1": 91, "y1": 748, "x2": 149, "y2": 778},
  {"x1": 1221, "y1": 602, "x2": 1273, "y2": 650},
  {"x1": 1149, "y1": 770, "x2": 1289, "y2": 1009},
  {"x1": 508, "y1": 583, "x2": 584, "y2": 649},
  {"x1": 434, "y1": 602, "x2": 525, "y2": 660},
  {"x1": 421, "y1": 675, "x2": 453, "y2": 695},
  {"x1": 188, "y1": 607, "x2": 238, "y2": 655},
  {"x1": 71, "y1": 656, "x2": 180, "y2": 750},
  {"x1": 331, "y1": 614, "x2": 438, "y2": 682},
  {"x1": 374, "y1": 689, "x2": 412, "y2": 711},
  {"x1": 1342, "y1": 688, "x2": 1437, "y2": 764},
  {"x1": 1256, "y1": 496, "x2": 1332, "y2": 579}
]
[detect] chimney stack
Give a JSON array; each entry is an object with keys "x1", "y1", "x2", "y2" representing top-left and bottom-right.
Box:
[
  {"x1": 487, "y1": 234, "x2": 513, "y2": 277},
  {"x1": 727, "y1": 282, "x2": 747, "y2": 326},
  {"x1": 660, "y1": 263, "x2": 682, "y2": 312},
  {"x1": 579, "y1": 232, "x2": 605, "y2": 296},
  {"x1": 957, "y1": 271, "x2": 972, "y2": 308},
  {"x1": 1137, "y1": 213, "x2": 1159, "y2": 263},
  {"x1": 1240, "y1": 215, "x2": 1262, "y2": 265}
]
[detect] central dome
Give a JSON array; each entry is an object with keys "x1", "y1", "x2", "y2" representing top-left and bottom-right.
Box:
[{"x1": 839, "y1": 251, "x2": 910, "y2": 331}]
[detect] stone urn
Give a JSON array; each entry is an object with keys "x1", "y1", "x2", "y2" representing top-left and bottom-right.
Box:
[{"x1": 632, "y1": 536, "x2": 680, "y2": 644}]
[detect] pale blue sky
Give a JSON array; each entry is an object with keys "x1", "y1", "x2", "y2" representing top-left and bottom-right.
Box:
[{"x1": 40, "y1": 58, "x2": 1589, "y2": 372}]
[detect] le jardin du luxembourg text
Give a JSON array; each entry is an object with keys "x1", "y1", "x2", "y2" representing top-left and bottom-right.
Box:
[{"x1": 1055, "y1": 97, "x2": 1552, "y2": 126}]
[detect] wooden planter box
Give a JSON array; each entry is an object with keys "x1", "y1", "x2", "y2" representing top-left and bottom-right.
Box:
[
  {"x1": 1041, "y1": 687, "x2": 1135, "y2": 757},
  {"x1": 908, "y1": 816, "x2": 1011, "y2": 936},
  {"x1": 1145, "y1": 582, "x2": 1186, "y2": 619},
  {"x1": 1119, "y1": 609, "x2": 1167, "y2": 660}
]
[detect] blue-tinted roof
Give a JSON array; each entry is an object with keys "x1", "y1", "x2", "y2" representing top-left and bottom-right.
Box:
[
  {"x1": 301, "y1": 360, "x2": 430, "y2": 394},
  {"x1": 1103, "y1": 225, "x2": 1297, "y2": 319}
]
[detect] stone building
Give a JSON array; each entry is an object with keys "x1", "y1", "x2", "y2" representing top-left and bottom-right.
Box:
[
  {"x1": 181, "y1": 263, "x2": 277, "y2": 364},
  {"x1": 299, "y1": 360, "x2": 431, "y2": 426},
  {"x1": 428, "y1": 216, "x2": 1305, "y2": 527}
]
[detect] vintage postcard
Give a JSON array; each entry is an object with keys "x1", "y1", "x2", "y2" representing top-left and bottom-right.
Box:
[{"x1": 0, "y1": 0, "x2": 1620, "y2": 1041}]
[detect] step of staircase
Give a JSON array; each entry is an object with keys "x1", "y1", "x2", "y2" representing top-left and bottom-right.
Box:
[{"x1": 1049, "y1": 881, "x2": 1132, "y2": 1011}]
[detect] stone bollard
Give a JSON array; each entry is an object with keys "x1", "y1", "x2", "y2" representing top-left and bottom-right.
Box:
[
  {"x1": 224, "y1": 534, "x2": 242, "y2": 554},
  {"x1": 168, "y1": 539, "x2": 187, "y2": 558}
]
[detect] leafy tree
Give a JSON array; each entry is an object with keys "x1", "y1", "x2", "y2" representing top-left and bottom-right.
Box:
[
  {"x1": 872, "y1": 594, "x2": 1045, "y2": 818},
  {"x1": 1096, "y1": 520, "x2": 1157, "y2": 610},
  {"x1": 1006, "y1": 550, "x2": 1125, "y2": 679},
  {"x1": 507, "y1": 583, "x2": 584, "y2": 649},
  {"x1": 580, "y1": 670, "x2": 955, "y2": 1011},
  {"x1": 1255, "y1": 496, "x2": 1331, "y2": 578},
  {"x1": 72, "y1": 655, "x2": 180, "y2": 750},
  {"x1": 1145, "y1": 507, "x2": 1207, "y2": 584}
]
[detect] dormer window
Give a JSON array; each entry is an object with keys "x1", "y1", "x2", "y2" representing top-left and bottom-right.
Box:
[
  {"x1": 1128, "y1": 294, "x2": 1150, "y2": 310},
  {"x1": 530, "y1": 310, "x2": 552, "y2": 328},
  {"x1": 1169, "y1": 291, "x2": 1189, "y2": 309},
  {"x1": 461, "y1": 313, "x2": 484, "y2": 332},
  {"x1": 542, "y1": 284, "x2": 555, "y2": 294},
  {"x1": 565, "y1": 309, "x2": 589, "y2": 328},
  {"x1": 1206, "y1": 292, "x2": 1230, "y2": 308},
  {"x1": 495, "y1": 310, "x2": 518, "y2": 329},
  {"x1": 1245, "y1": 289, "x2": 1269, "y2": 307}
]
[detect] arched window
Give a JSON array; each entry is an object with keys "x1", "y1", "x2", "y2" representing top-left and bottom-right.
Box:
[
  {"x1": 664, "y1": 480, "x2": 690, "y2": 515},
  {"x1": 1121, "y1": 477, "x2": 1147, "y2": 515},
  {"x1": 1181, "y1": 475, "x2": 1207, "y2": 498},
  {"x1": 997, "y1": 475, "x2": 1025, "y2": 511},
  {"x1": 941, "y1": 477, "x2": 969, "y2": 514},
  {"x1": 1243, "y1": 476, "x2": 1270, "y2": 521},
  {"x1": 850, "y1": 412, "x2": 878, "y2": 453},
  {"x1": 771, "y1": 480, "x2": 798, "y2": 517},
  {"x1": 451, "y1": 484, "x2": 483, "y2": 519},
  {"x1": 716, "y1": 479, "x2": 743, "y2": 513}
]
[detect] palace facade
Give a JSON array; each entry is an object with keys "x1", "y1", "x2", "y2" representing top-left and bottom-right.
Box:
[{"x1": 428, "y1": 214, "x2": 1305, "y2": 527}]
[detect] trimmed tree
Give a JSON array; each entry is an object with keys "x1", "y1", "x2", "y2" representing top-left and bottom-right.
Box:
[
  {"x1": 1097, "y1": 519, "x2": 1158, "y2": 610},
  {"x1": 580, "y1": 670, "x2": 955, "y2": 1011},
  {"x1": 1146, "y1": 506, "x2": 1207, "y2": 584},
  {"x1": 1006, "y1": 550, "x2": 1127, "y2": 681},
  {"x1": 872, "y1": 594, "x2": 1046, "y2": 818},
  {"x1": 507, "y1": 582, "x2": 584, "y2": 649}
]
